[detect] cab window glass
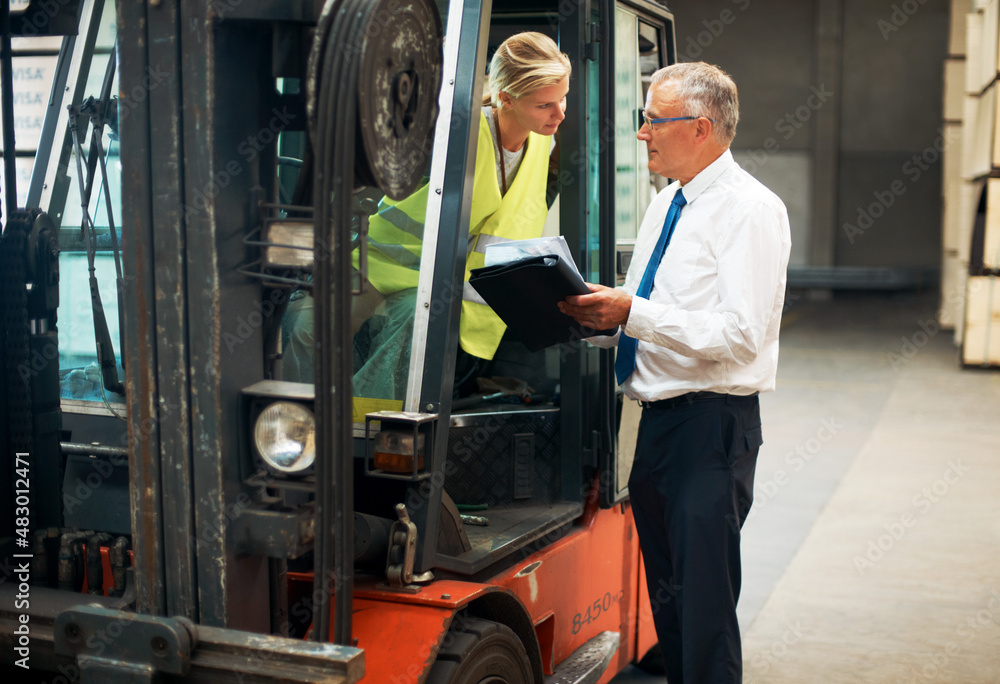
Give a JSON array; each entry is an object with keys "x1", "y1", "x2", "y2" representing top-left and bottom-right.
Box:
[
  {"x1": 444, "y1": 17, "x2": 566, "y2": 409},
  {"x1": 614, "y1": 7, "x2": 666, "y2": 284},
  {"x1": 613, "y1": 5, "x2": 670, "y2": 500},
  {"x1": 20, "y1": 0, "x2": 122, "y2": 406},
  {"x1": 280, "y1": 1, "x2": 451, "y2": 424}
]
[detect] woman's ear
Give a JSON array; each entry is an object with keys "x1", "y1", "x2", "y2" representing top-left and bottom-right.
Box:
[{"x1": 498, "y1": 90, "x2": 513, "y2": 109}]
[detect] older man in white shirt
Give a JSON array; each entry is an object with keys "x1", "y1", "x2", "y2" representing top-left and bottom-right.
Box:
[{"x1": 560, "y1": 62, "x2": 791, "y2": 684}]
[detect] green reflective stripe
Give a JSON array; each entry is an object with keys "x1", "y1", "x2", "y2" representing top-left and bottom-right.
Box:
[
  {"x1": 377, "y1": 204, "x2": 426, "y2": 239},
  {"x1": 362, "y1": 190, "x2": 426, "y2": 295},
  {"x1": 368, "y1": 239, "x2": 422, "y2": 269}
]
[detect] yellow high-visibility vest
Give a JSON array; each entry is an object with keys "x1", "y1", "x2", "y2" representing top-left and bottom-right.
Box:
[{"x1": 358, "y1": 110, "x2": 551, "y2": 360}]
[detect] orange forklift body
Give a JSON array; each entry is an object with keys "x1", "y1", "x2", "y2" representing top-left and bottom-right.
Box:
[{"x1": 306, "y1": 485, "x2": 657, "y2": 683}]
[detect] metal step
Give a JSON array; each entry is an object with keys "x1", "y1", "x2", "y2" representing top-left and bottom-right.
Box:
[{"x1": 544, "y1": 631, "x2": 620, "y2": 684}]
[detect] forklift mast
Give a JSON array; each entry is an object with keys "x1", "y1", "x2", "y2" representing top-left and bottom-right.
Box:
[{"x1": 1, "y1": 0, "x2": 678, "y2": 682}]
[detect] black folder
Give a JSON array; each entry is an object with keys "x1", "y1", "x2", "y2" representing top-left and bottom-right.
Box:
[{"x1": 469, "y1": 254, "x2": 617, "y2": 351}]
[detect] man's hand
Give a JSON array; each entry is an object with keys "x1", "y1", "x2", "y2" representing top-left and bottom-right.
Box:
[{"x1": 558, "y1": 283, "x2": 632, "y2": 331}]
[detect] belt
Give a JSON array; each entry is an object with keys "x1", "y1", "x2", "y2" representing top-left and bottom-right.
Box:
[{"x1": 639, "y1": 391, "x2": 758, "y2": 410}]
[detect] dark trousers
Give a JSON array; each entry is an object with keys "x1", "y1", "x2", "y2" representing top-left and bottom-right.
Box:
[{"x1": 629, "y1": 393, "x2": 763, "y2": 684}]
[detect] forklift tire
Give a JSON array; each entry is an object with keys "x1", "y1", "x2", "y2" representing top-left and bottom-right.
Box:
[{"x1": 426, "y1": 616, "x2": 533, "y2": 684}]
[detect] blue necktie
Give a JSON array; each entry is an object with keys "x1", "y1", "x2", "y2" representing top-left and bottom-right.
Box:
[{"x1": 615, "y1": 188, "x2": 687, "y2": 385}]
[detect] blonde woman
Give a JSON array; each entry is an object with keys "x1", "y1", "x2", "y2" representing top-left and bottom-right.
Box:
[{"x1": 287, "y1": 32, "x2": 571, "y2": 400}]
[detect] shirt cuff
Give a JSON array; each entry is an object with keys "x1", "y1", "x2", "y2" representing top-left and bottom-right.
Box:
[
  {"x1": 582, "y1": 326, "x2": 620, "y2": 348},
  {"x1": 623, "y1": 296, "x2": 658, "y2": 339}
]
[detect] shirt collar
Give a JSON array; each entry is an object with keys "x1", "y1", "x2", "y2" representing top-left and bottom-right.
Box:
[{"x1": 676, "y1": 148, "x2": 734, "y2": 204}]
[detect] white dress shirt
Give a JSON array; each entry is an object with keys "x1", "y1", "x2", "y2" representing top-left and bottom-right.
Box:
[{"x1": 595, "y1": 149, "x2": 791, "y2": 401}]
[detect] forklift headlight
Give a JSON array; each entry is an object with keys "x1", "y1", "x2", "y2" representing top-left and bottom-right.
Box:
[{"x1": 253, "y1": 401, "x2": 316, "y2": 473}]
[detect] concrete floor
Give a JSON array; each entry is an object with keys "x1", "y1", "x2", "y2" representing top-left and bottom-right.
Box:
[{"x1": 611, "y1": 290, "x2": 1000, "y2": 683}]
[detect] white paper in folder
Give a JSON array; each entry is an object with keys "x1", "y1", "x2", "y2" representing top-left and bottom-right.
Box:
[{"x1": 483, "y1": 235, "x2": 582, "y2": 277}]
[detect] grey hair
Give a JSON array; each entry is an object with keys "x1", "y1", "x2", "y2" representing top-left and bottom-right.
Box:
[{"x1": 651, "y1": 62, "x2": 739, "y2": 146}]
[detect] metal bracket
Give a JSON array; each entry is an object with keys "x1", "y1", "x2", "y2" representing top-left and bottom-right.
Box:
[
  {"x1": 380, "y1": 503, "x2": 433, "y2": 593},
  {"x1": 584, "y1": 21, "x2": 600, "y2": 61},
  {"x1": 54, "y1": 605, "x2": 198, "y2": 683},
  {"x1": 229, "y1": 503, "x2": 317, "y2": 559},
  {"x1": 2, "y1": 582, "x2": 363, "y2": 682}
]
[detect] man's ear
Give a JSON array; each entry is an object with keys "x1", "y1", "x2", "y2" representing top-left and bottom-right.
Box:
[{"x1": 693, "y1": 117, "x2": 714, "y2": 145}]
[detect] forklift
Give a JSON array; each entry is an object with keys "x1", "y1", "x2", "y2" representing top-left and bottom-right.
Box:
[{"x1": 0, "y1": 0, "x2": 677, "y2": 681}]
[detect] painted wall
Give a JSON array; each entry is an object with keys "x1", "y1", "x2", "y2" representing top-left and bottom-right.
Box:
[{"x1": 665, "y1": 0, "x2": 950, "y2": 272}]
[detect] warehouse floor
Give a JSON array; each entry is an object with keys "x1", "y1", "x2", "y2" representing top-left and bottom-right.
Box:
[{"x1": 611, "y1": 289, "x2": 1000, "y2": 683}]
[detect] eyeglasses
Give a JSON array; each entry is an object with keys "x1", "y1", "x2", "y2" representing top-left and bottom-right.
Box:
[{"x1": 638, "y1": 109, "x2": 716, "y2": 130}]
